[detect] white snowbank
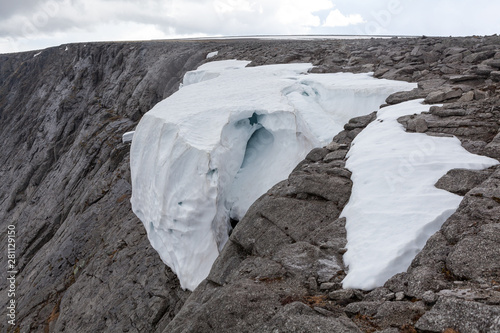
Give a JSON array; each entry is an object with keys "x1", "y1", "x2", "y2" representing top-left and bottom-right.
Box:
[
  {"x1": 206, "y1": 51, "x2": 219, "y2": 59},
  {"x1": 130, "y1": 60, "x2": 415, "y2": 290},
  {"x1": 341, "y1": 99, "x2": 499, "y2": 290},
  {"x1": 181, "y1": 59, "x2": 249, "y2": 88}
]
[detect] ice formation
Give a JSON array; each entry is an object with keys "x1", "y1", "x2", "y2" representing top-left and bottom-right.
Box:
[
  {"x1": 122, "y1": 131, "x2": 134, "y2": 143},
  {"x1": 341, "y1": 99, "x2": 499, "y2": 290},
  {"x1": 130, "y1": 60, "x2": 415, "y2": 290}
]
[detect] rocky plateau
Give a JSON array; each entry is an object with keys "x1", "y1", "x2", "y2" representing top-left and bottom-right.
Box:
[{"x1": 1, "y1": 35, "x2": 500, "y2": 332}]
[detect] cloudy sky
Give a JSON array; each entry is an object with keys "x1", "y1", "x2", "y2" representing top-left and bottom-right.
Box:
[{"x1": 1, "y1": 0, "x2": 499, "y2": 54}]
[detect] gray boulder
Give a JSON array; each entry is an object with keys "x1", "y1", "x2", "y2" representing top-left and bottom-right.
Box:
[{"x1": 416, "y1": 297, "x2": 500, "y2": 333}]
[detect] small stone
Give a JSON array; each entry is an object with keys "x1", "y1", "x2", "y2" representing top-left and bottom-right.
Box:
[
  {"x1": 364, "y1": 287, "x2": 392, "y2": 301},
  {"x1": 320, "y1": 282, "x2": 338, "y2": 290},
  {"x1": 463, "y1": 50, "x2": 496, "y2": 63},
  {"x1": 415, "y1": 118, "x2": 428, "y2": 133},
  {"x1": 309, "y1": 66, "x2": 327, "y2": 73},
  {"x1": 56, "y1": 284, "x2": 66, "y2": 293},
  {"x1": 440, "y1": 65, "x2": 458, "y2": 74},
  {"x1": 395, "y1": 292, "x2": 405, "y2": 301},
  {"x1": 345, "y1": 301, "x2": 383, "y2": 316},
  {"x1": 443, "y1": 53, "x2": 463, "y2": 63},
  {"x1": 308, "y1": 276, "x2": 318, "y2": 291},
  {"x1": 417, "y1": 78, "x2": 447, "y2": 91},
  {"x1": 474, "y1": 89, "x2": 489, "y2": 100},
  {"x1": 347, "y1": 128, "x2": 362, "y2": 139},
  {"x1": 424, "y1": 87, "x2": 463, "y2": 103},
  {"x1": 444, "y1": 47, "x2": 467, "y2": 56},
  {"x1": 329, "y1": 289, "x2": 354, "y2": 301},
  {"x1": 313, "y1": 307, "x2": 334, "y2": 316},
  {"x1": 491, "y1": 71, "x2": 500, "y2": 82},
  {"x1": 374, "y1": 67, "x2": 390, "y2": 78},
  {"x1": 384, "y1": 293, "x2": 396, "y2": 301},
  {"x1": 338, "y1": 248, "x2": 347, "y2": 255},
  {"x1": 296, "y1": 193, "x2": 308, "y2": 200},
  {"x1": 425, "y1": 91, "x2": 446, "y2": 103},
  {"x1": 362, "y1": 64, "x2": 375, "y2": 72},
  {"x1": 435, "y1": 169, "x2": 492, "y2": 196},
  {"x1": 423, "y1": 51, "x2": 439, "y2": 64},
  {"x1": 353, "y1": 290, "x2": 365, "y2": 300},
  {"x1": 475, "y1": 65, "x2": 495, "y2": 76},
  {"x1": 447, "y1": 74, "x2": 480, "y2": 83},
  {"x1": 344, "y1": 112, "x2": 377, "y2": 130},
  {"x1": 385, "y1": 88, "x2": 427, "y2": 105},
  {"x1": 323, "y1": 150, "x2": 347, "y2": 163},
  {"x1": 483, "y1": 58, "x2": 500, "y2": 68},
  {"x1": 458, "y1": 91, "x2": 474, "y2": 102},
  {"x1": 416, "y1": 297, "x2": 500, "y2": 333},
  {"x1": 325, "y1": 142, "x2": 341, "y2": 151},
  {"x1": 395, "y1": 65, "x2": 417, "y2": 75},
  {"x1": 422, "y1": 290, "x2": 438, "y2": 304},
  {"x1": 306, "y1": 148, "x2": 330, "y2": 162},
  {"x1": 411, "y1": 46, "x2": 422, "y2": 57}
]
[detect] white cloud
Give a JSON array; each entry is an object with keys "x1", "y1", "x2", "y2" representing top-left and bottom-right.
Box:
[
  {"x1": 213, "y1": 0, "x2": 257, "y2": 14},
  {"x1": 1, "y1": 0, "x2": 500, "y2": 53},
  {"x1": 323, "y1": 8, "x2": 364, "y2": 27},
  {"x1": 274, "y1": 0, "x2": 333, "y2": 27}
]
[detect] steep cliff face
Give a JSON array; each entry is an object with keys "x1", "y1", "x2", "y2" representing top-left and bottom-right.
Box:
[
  {"x1": 0, "y1": 41, "x2": 212, "y2": 332},
  {"x1": 1, "y1": 36, "x2": 500, "y2": 333}
]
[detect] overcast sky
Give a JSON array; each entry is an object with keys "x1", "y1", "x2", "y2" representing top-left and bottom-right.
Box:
[{"x1": 1, "y1": 0, "x2": 499, "y2": 54}]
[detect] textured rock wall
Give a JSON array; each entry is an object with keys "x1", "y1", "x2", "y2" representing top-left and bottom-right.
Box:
[{"x1": 0, "y1": 41, "x2": 211, "y2": 332}]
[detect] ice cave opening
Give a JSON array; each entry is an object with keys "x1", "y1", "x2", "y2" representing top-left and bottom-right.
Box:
[{"x1": 227, "y1": 120, "x2": 275, "y2": 223}]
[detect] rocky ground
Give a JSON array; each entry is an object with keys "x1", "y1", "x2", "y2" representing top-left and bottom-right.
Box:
[{"x1": 1, "y1": 35, "x2": 500, "y2": 332}]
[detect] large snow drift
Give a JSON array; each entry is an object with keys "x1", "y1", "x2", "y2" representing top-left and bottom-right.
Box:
[
  {"x1": 130, "y1": 60, "x2": 415, "y2": 290},
  {"x1": 341, "y1": 99, "x2": 499, "y2": 290}
]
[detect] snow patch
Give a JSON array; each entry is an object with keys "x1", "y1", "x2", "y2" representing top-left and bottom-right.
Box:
[
  {"x1": 340, "y1": 99, "x2": 499, "y2": 290},
  {"x1": 181, "y1": 59, "x2": 249, "y2": 88},
  {"x1": 122, "y1": 131, "x2": 135, "y2": 143},
  {"x1": 130, "y1": 60, "x2": 415, "y2": 290},
  {"x1": 206, "y1": 51, "x2": 219, "y2": 59}
]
